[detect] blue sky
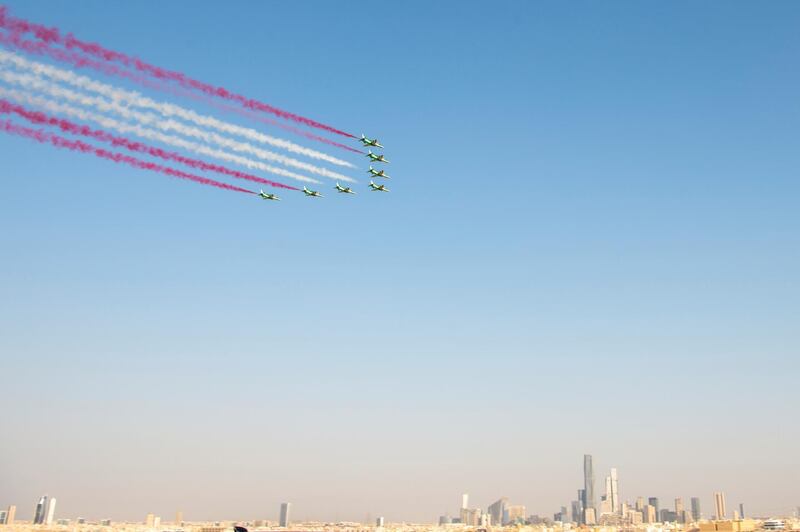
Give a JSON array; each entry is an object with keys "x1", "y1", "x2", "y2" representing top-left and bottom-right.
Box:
[{"x1": 1, "y1": 0, "x2": 798, "y2": 523}]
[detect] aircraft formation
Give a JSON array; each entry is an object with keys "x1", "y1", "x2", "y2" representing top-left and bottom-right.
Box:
[
  {"x1": 0, "y1": 7, "x2": 396, "y2": 206},
  {"x1": 257, "y1": 133, "x2": 392, "y2": 202}
]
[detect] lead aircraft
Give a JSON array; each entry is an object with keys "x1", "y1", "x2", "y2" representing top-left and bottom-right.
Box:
[{"x1": 359, "y1": 134, "x2": 384, "y2": 148}]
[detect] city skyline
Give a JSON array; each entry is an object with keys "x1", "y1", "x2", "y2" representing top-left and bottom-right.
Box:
[{"x1": 3, "y1": 457, "x2": 794, "y2": 523}]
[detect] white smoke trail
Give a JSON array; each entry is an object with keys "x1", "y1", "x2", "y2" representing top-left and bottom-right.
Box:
[
  {"x1": 0, "y1": 63, "x2": 355, "y2": 182},
  {"x1": 0, "y1": 50, "x2": 356, "y2": 168},
  {"x1": 0, "y1": 86, "x2": 323, "y2": 185}
]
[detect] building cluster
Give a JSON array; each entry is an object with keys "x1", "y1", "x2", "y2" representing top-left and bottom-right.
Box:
[
  {"x1": 436, "y1": 454, "x2": 784, "y2": 528},
  {"x1": 557, "y1": 455, "x2": 743, "y2": 526}
]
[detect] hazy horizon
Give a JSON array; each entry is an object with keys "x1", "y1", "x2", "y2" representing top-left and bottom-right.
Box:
[{"x1": 1, "y1": 0, "x2": 798, "y2": 524}]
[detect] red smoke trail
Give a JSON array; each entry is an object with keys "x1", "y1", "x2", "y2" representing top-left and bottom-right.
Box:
[
  {"x1": 0, "y1": 30, "x2": 180, "y2": 96},
  {"x1": 0, "y1": 30, "x2": 361, "y2": 154},
  {"x1": 0, "y1": 118, "x2": 255, "y2": 194},
  {"x1": 0, "y1": 99, "x2": 299, "y2": 191},
  {"x1": 0, "y1": 6, "x2": 356, "y2": 139},
  {"x1": 142, "y1": 73, "x2": 364, "y2": 153}
]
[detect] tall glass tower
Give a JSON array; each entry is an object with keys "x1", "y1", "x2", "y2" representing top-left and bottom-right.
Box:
[
  {"x1": 583, "y1": 455, "x2": 595, "y2": 512},
  {"x1": 33, "y1": 496, "x2": 47, "y2": 525},
  {"x1": 279, "y1": 502, "x2": 291, "y2": 527},
  {"x1": 691, "y1": 498, "x2": 701, "y2": 521}
]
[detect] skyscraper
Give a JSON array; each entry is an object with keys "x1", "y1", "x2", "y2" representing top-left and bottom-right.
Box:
[
  {"x1": 461, "y1": 494, "x2": 469, "y2": 510},
  {"x1": 571, "y1": 501, "x2": 582, "y2": 525},
  {"x1": 714, "y1": 492, "x2": 726, "y2": 520},
  {"x1": 487, "y1": 498, "x2": 508, "y2": 526},
  {"x1": 691, "y1": 498, "x2": 701, "y2": 521},
  {"x1": 739, "y1": 503, "x2": 745, "y2": 519},
  {"x1": 583, "y1": 455, "x2": 596, "y2": 512},
  {"x1": 675, "y1": 498, "x2": 684, "y2": 523},
  {"x1": 175, "y1": 511, "x2": 183, "y2": 525},
  {"x1": 33, "y1": 496, "x2": 48, "y2": 525},
  {"x1": 610, "y1": 468, "x2": 619, "y2": 513},
  {"x1": 376, "y1": 517, "x2": 385, "y2": 527},
  {"x1": 44, "y1": 497, "x2": 57, "y2": 525},
  {"x1": 648, "y1": 498, "x2": 660, "y2": 521},
  {"x1": 279, "y1": 503, "x2": 291, "y2": 527}
]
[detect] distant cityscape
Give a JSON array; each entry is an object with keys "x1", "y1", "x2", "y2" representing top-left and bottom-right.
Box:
[{"x1": 2, "y1": 455, "x2": 798, "y2": 531}]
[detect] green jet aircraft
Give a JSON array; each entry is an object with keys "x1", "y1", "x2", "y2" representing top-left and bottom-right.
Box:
[
  {"x1": 258, "y1": 190, "x2": 280, "y2": 201},
  {"x1": 359, "y1": 134, "x2": 384, "y2": 148},
  {"x1": 366, "y1": 150, "x2": 389, "y2": 164},
  {"x1": 302, "y1": 186, "x2": 323, "y2": 197},
  {"x1": 368, "y1": 166, "x2": 391, "y2": 179},
  {"x1": 369, "y1": 180, "x2": 389, "y2": 192},
  {"x1": 335, "y1": 182, "x2": 357, "y2": 194}
]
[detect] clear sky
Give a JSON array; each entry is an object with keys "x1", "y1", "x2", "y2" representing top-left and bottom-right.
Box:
[{"x1": 0, "y1": 0, "x2": 798, "y2": 523}]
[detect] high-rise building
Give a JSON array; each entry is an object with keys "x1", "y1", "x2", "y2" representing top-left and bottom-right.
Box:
[
  {"x1": 636, "y1": 497, "x2": 645, "y2": 512},
  {"x1": 610, "y1": 468, "x2": 619, "y2": 513},
  {"x1": 146, "y1": 514, "x2": 156, "y2": 527},
  {"x1": 0, "y1": 511, "x2": 6, "y2": 524},
  {"x1": 675, "y1": 498, "x2": 684, "y2": 523},
  {"x1": 584, "y1": 508, "x2": 596, "y2": 525},
  {"x1": 376, "y1": 517, "x2": 385, "y2": 527},
  {"x1": 583, "y1": 455, "x2": 596, "y2": 512},
  {"x1": 739, "y1": 503, "x2": 745, "y2": 519},
  {"x1": 571, "y1": 501, "x2": 582, "y2": 524},
  {"x1": 487, "y1": 498, "x2": 508, "y2": 526},
  {"x1": 560, "y1": 506, "x2": 568, "y2": 523},
  {"x1": 5, "y1": 506, "x2": 15, "y2": 525},
  {"x1": 648, "y1": 498, "x2": 660, "y2": 521},
  {"x1": 461, "y1": 508, "x2": 480, "y2": 526},
  {"x1": 44, "y1": 497, "x2": 57, "y2": 525},
  {"x1": 714, "y1": 492, "x2": 726, "y2": 520},
  {"x1": 175, "y1": 511, "x2": 183, "y2": 525},
  {"x1": 33, "y1": 496, "x2": 48, "y2": 525},
  {"x1": 461, "y1": 494, "x2": 469, "y2": 510},
  {"x1": 644, "y1": 505, "x2": 656, "y2": 524},
  {"x1": 279, "y1": 503, "x2": 291, "y2": 527},
  {"x1": 691, "y1": 498, "x2": 701, "y2": 521}
]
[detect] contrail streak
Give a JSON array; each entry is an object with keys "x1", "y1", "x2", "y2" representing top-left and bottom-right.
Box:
[
  {"x1": 0, "y1": 49, "x2": 355, "y2": 169},
  {"x1": 0, "y1": 86, "x2": 324, "y2": 185},
  {"x1": 0, "y1": 99, "x2": 299, "y2": 191},
  {"x1": 0, "y1": 118, "x2": 254, "y2": 194},
  {"x1": 0, "y1": 6, "x2": 356, "y2": 138}
]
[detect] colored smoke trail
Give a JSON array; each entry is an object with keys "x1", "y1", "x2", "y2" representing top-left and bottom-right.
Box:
[
  {"x1": 0, "y1": 53, "x2": 358, "y2": 182},
  {"x1": 0, "y1": 118, "x2": 254, "y2": 194},
  {"x1": 0, "y1": 6, "x2": 356, "y2": 138},
  {"x1": 0, "y1": 49, "x2": 355, "y2": 168},
  {"x1": 0, "y1": 86, "x2": 323, "y2": 185},
  {"x1": 0, "y1": 99, "x2": 299, "y2": 191}
]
